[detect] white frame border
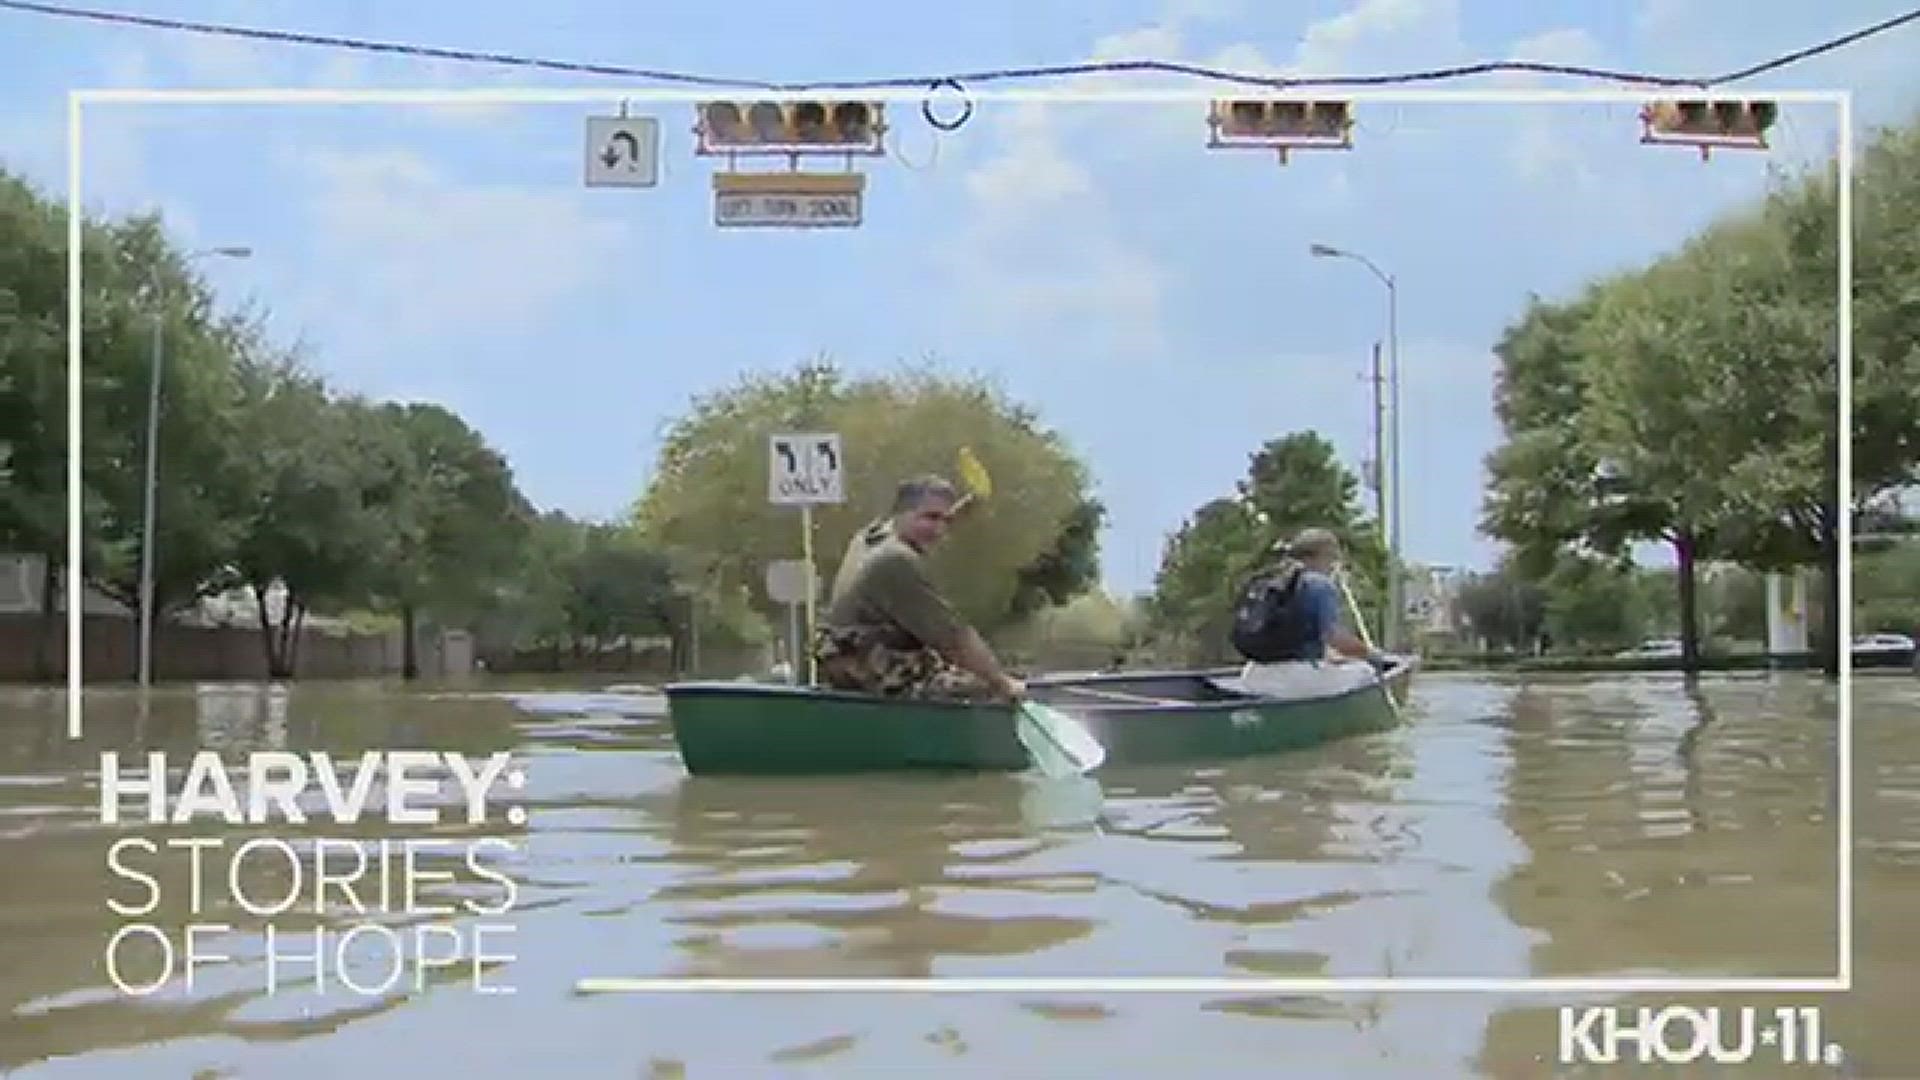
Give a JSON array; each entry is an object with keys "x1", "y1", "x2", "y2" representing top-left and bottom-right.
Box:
[{"x1": 65, "y1": 85, "x2": 1853, "y2": 996}]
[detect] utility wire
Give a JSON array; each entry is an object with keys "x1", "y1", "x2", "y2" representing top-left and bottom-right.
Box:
[{"x1": 4, "y1": 0, "x2": 1918, "y2": 93}]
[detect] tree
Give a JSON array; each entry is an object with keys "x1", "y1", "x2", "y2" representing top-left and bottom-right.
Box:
[
  {"x1": 1148, "y1": 432, "x2": 1384, "y2": 661},
  {"x1": 471, "y1": 510, "x2": 589, "y2": 653},
  {"x1": 997, "y1": 589, "x2": 1141, "y2": 667},
  {"x1": 370, "y1": 402, "x2": 531, "y2": 677},
  {"x1": 1855, "y1": 538, "x2": 1920, "y2": 635},
  {"x1": 1239, "y1": 432, "x2": 1389, "y2": 625},
  {"x1": 1574, "y1": 253, "x2": 1769, "y2": 672},
  {"x1": 633, "y1": 358, "x2": 1102, "y2": 633},
  {"x1": 1008, "y1": 494, "x2": 1107, "y2": 622},
  {"x1": 225, "y1": 360, "x2": 414, "y2": 676},
  {"x1": 0, "y1": 170, "x2": 73, "y2": 677},
  {"x1": 1482, "y1": 112, "x2": 1920, "y2": 677},
  {"x1": 1705, "y1": 565, "x2": 1769, "y2": 645},
  {"x1": 1538, "y1": 552, "x2": 1648, "y2": 650},
  {"x1": 1455, "y1": 558, "x2": 1547, "y2": 651},
  {"x1": 563, "y1": 525, "x2": 677, "y2": 647},
  {"x1": 1149, "y1": 497, "x2": 1265, "y2": 660},
  {"x1": 1480, "y1": 292, "x2": 1657, "y2": 578},
  {"x1": 3, "y1": 175, "x2": 275, "y2": 673},
  {"x1": 84, "y1": 218, "x2": 264, "y2": 630}
]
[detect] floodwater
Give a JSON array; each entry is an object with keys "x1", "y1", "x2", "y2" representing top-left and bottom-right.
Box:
[{"x1": 0, "y1": 671, "x2": 1912, "y2": 1078}]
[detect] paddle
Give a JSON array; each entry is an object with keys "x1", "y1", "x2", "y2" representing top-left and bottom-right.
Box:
[
  {"x1": 952, "y1": 445, "x2": 1105, "y2": 777},
  {"x1": 1337, "y1": 570, "x2": 1404, "y2": 719},
  {"x1": 954, "y1": 444, "x2": 992, "y2": 513},
  {"x1": 1014, "y1": 699, "x2": 1108, "y2": 777}
]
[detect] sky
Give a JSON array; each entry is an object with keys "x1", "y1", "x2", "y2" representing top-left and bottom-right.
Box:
[{"x1": 3, "y1": 0, "x2": 1918, "y2": 597}]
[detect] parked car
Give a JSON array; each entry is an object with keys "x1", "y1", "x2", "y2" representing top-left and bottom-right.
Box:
[
  {"x1": 1613, "y1": 638, "x2": 1683, "y2": 660},
  {"x1": 1853, "y1": 632, "x2": 1917, "y2": 670}
]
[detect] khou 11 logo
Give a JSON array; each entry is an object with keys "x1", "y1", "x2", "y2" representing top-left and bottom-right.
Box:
[{"x1": 1558, "y1": 1005, "x2": 1844, "y2": 1067}]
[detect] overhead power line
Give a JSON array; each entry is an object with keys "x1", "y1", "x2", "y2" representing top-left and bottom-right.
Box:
[{"x1": 4, "y1": 0, "x2": 1918, "y2": 93}]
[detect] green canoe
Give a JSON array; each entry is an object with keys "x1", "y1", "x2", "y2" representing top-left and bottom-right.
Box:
[{"x1": 663, "y1": 659, "x2": 1416, "y2": 777}]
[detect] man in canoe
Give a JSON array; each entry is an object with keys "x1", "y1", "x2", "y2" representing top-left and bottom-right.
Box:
[
  {"x1": 1228, "y1": 527, "x2": 1390, "y2": 698},
  {"x1": 813, "y1": 475, "x2": 1026, "y2": 703}
]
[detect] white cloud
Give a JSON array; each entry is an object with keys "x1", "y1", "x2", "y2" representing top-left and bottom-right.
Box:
[
  {"x1": 1292, "y1": 0, "x2": 1463, "y2": 76},
  {"x1": 962, "y1": 105, "x2": 1094, "y2": 211},
  {"x1": 938, "y1": 118, "x2": 1167, "y2": 356},
  {"x1": 1090, "y1": 24, "x2": 1186, "y2": 63},
  {"x1": 938, "y1": 83, "x2": 1168, "y2": 351},
  {"x1": 1505, "y1": 27, "x2": 1607, "y2": 78},
  {"x1": 1494, "y1": 28, "x2": 1645, "y2": 206},
  {"x1": 172, "y1": 33, "x2": 279, "y2": 86},
  {"x1": 280, "y1": 146, "x2": 633, "y2": 351},
  {"x1": 1163, "y1": 0, "x2": 1245, "y2": 24},
  {"x1": 938, "y1": 0, "x2": 1467, "y2": 349},
  {"x1": 1633, "y1": 0, "x2": 1690, "y2": 38}
]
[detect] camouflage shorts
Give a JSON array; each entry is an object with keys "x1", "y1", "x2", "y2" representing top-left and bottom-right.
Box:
[{"x1": 812, "y1": 625, "x2": 996, "y2": 702}]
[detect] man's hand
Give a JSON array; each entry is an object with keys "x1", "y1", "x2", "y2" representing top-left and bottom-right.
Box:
[
  {"x1": 992, "y1": 674, "x2": 1026, "y2": 702},
  {"x1": 1364, "y1": 649, "x2": 1392, "y2": 673}
]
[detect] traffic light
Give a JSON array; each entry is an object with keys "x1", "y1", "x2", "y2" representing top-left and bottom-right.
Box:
[
  {"x1": 1209, "y1": 100, "x2": 1353, "y2": 143},
  {"x1": 1639, "y1": 98, "x2": 1778, "y2": 156},
  {"x1": 695, "y1": 100, "x2": 887, "y2": 155},
  {"x1": 1206, "y1": 99, "x2": 1353, "y2": 162}
]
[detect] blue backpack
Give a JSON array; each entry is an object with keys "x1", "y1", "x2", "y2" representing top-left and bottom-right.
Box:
[{"x1": 1229, "y1": 561, "x2": 1310, "y2": 663}]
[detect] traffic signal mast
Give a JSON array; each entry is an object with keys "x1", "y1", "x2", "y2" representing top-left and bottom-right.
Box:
[
  {"x1": 1206, "y1": 99, "x2": 1354, "y2": 164},
  {"x1": 1638, "y1": 98, "x2": 1778, "y2": 160},
  {"x1": 694, "y1": 100, "x2": 888, "y2": 162},
  {"x1": 692, "y1": 99, "x2": 886, "y2": 228}
]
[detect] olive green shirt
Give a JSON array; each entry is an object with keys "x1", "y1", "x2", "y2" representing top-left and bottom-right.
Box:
[{"x1": 823, "y1": 520, "x2": 968, "y2": 653}]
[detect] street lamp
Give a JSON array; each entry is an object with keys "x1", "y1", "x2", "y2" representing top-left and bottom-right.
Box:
[
  {"x1": 1310, "y1": 242, "x2": 1403, "y2": 652},
  {"x1": 138, "y1": 245, "x2": 252, "y2": 689}
]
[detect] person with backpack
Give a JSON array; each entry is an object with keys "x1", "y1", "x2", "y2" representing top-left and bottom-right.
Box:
[{"x1": 1227, "y1": 527, "x2": 1390, "y2": 698}]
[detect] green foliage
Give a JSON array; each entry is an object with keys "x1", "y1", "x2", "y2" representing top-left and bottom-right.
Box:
[
  {"x1": 1706, "y1": 566, "x2": 1769, "y2": 643},
  {"x1": 1479, "y1": 111, "x2": 1920, "y2": 672},
  {"x1": 1008, "y1": 495, "x2": 1107, "y2": 622},
  {"x1": 0, "y1": 170, "x2": 67, "y2": 561},
  {"x1": 562, "y1": 525, "x2": 677, "y2": 643},
  {"x1": 1856, "y1": 539, "x2": 1920, "y2": 634},
  {"x1": 996, "y1": 590, "x2": 1144, "y2": 668},
  {"x1": 0, "y1": 165, "x2": 636, "y2": 678},
  {"x1": 1148, "y1": 432, "x2": 1384, "y2": 660},
  {"x1": 633, "y1": 358, "x2": 1102, "y2": 632},
  {"x1": 1539, "y1": 552, "x2": 1649, "y2": 649},
  {"x1": 371, "y1": 401, "x2": 533, "y2": 621},
  {"x1": 1454, "y1": 559, "x2": 1547, "y2": 651},
  {"x1": 1149, "y1": 496, "x2": 1264, "y2": 658}
]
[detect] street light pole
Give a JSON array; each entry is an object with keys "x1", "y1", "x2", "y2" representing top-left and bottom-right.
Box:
[
  {"x1": 137, "y1": 245, "x2": 252, "y2": 689},
  {"x1": 1311, "y1": 242, "x2": 1404, "y2": 653},
  {"x1": 1386, "y1": 270, "x2": 1402, "y2": 654},
  {"x1": 137, "y1": 305, "x2": 164, "y2": 689}
]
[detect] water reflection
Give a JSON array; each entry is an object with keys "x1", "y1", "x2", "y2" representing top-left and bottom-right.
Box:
[
  {"x1": 642, "y1": 775, "x2": 1101, "y2": 978},
  {"x1": 1479, "y1": 674, "x2": 1916, "y2": 1078},
  {"x1": 0, "y1": 671, "x2": 1906, "y2": 1077},
  {"x1": 1495, "y1": 674, "x2": 1839, "y2": 978},
  {"x1": 0, "y1": 684, "x2": 526, "y2": 1073}
]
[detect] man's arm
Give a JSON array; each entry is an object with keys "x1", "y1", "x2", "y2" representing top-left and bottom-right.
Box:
[
  {"x1": 946, "y1": 626, "x2": 1022, "y2": 699},
  {"x1": 869, "y1": 555, "x2": 1022, "y2": 699},
  {"x1": 1313, "y1": 578, "x2": 1387, "y2": 665}
]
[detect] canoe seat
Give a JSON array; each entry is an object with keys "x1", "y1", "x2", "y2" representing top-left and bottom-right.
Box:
[{"x1": 1209, "y1": 660, "x2": 1382, "y2": 702}]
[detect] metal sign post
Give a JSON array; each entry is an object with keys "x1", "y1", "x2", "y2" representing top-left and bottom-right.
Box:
[
  {"x1": 764, "y1": 559, "x2": 813, "y2": 683},
  {"x1": 768, "y1": 432, "x2": 846, "y2": 684}
]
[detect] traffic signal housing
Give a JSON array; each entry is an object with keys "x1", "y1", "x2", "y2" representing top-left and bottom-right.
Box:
[
  {"x1": 1639, "y1": 98, "x2": 1778, "y2": 157},
  {"x1": 1207, "y1": 99, "x2": 1354, "y2": 162},
  {"x1": 695, "y1": 100, "x2": 888, "y2": 156}
]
